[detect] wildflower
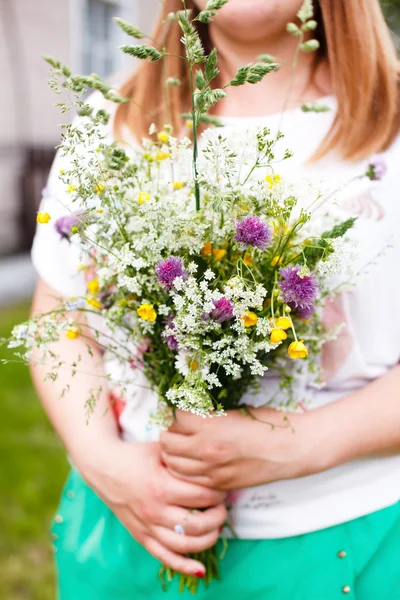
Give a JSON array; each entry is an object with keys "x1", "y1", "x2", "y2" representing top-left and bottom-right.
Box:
[
  {"x1": 77, "y1": 264, "x2": 88, "y2": 272},
  {"x1": 173, "y1": 181, "x2": 184, "y2": 190},
  {"x1": 288, "y1": 340, "x2": 308, "y2": 359},
  {"x1": 54, "y1": 213, "x2": 80, "y2": 240},
  {"x1": 270, "y1": 328, "x2": 287, "y2": 343},
  {"x1": 157, "y1": 130, "x2": 170, "y2": 143},
  {"x1": 66, "y1": 327, "x2": 80, "y2": 340},
  {"x1": 234, "y1": 216, "x2": 273, "y2": 249},
  {"x1": 59, "y1": 169, "x2": 65, "y2": 175},
  {"x1": 86, "y1": 296, "x2": 102, "y2": 310},
  {"x1": 155, "y1": 151, "x2": 171, "y2": 161},
  {"x1": 202, "y1": 242, "x2": 212, "y2": 256},
  {"x1": 271, "y1": 255, "x2": 283, "y2": 266},
  {"x1": 366, "y1": 155, "x2": 387, "y2": 181},
  {"x1": 295, "y1": 303, "x2": 315, "y2": 320},
  {"x1": 95, "y1": 147, "x2": 101, "y2": 153},
  {"x1": 212, "y1": 248, "x2": 227, "y2": 260},
  {"x1": 138, "y1": 192, "x2": 151, "y2": 204},
  {"x1": 95, "y1": 183, "x2": 105, "y2": 193},
  {"x1": 279, "y1": 265, "x2": 318, "y2": 310},
  {"x1": 67, "y1": 184, "x2": 77, "y2": 193},
  {"x1": 189, "y1": 359, "x2": 199, "y2": 371},
  {"x1": 275, "y1": 316, "x2": 291, "y2": 330},
  {"x1": 156, "y1": 256, "x2": 188, "y2": 290},
  {"x1": 143, "y1": 152, "x2": 155, "y2": 163},
  {"x1": 87, "y1": 279, "x2": 99, "y2": 294},
  {"x1": 137, "y1": 303, "x2": 157, "y2": 322},
  {"x1": 242, "y1": 311, "x2": 258, "y2": 327},
  {"x1": 243, "y1": 253, "x2": 253, "y2": 267},
  {"x1": 210, "y1": 297, "x2": 234, "y2": 323},
  {"x1": 36, "y1": 212, "x2": 51, "y2": 224},
  {"x1": 97, "y1": 208, "x2": 104, "y2": 213},
  {"x1": 186, "y1": 120, "x2": 193, "y2": 129},
  {"x1": 265, "y1": 173, "x2": 281, "y2": 189},
  {"x1": 163, "y1": 316, "x2": 179, "y2": 350}
]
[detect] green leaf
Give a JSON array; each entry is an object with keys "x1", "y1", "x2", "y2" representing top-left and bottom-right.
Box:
[
  {"x1": 120, "y1": 44, "x2": 163, "y2": 61},
  {"x1": 205, "y1": 48, "x2": 219, "y2": 82},
  {"x1": 299, "y1": 39, "x2": 320, "y2": 52},
  {"x1": 197, "y1": 0, "x2": 228, "y2": 23},
  {"x1": 286, "y1": 22, "x2": 301, "y2": 36},
  {"x1": 258, "y1": 53, "x2": 278, "y2": 64},
  {"x1": 114, "y1": 17, "x2": 145, "y2": 39},
  {"x1": 297, "y1": 0, "x2": 314, "y2": 23},
  {"x1": 228, "y1": 65, "x2": 251, "y2": 87},
  {"x1": 302, "y1": 19, "x2": 317, "y2": 31},
  {"x1": 301, "y1": 102, "x2": 330, "y2": 113},
  {"x1": 195, "y1": 69, "x2": 206, "y2": 90},
  {"x1": 42, "y1": 55, "x2": 61, "y2": 69}
]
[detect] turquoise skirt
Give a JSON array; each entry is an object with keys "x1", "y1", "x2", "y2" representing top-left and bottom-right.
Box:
[{"x1": 52, "y1": 470, "x2": 400, "y2": 599}]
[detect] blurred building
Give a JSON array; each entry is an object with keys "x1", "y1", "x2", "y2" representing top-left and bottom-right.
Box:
[{"x1": 0, "y1": 0, "x2": 158, "y2": 258}]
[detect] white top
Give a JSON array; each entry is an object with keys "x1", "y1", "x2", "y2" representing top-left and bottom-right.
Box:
[{"x1": 32, "y1": 93, "x2": 400, "y2": 538}]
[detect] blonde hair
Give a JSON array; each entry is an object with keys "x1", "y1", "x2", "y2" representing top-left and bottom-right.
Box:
[{"x1": 115, "y1": 0, "x2": 400, "y2": 161}]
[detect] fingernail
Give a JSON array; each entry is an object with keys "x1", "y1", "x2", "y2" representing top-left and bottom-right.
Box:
[
  {"x1": 195, "y1": 570, "x2": 205, "y2": 578},
  {"x1": 219, "y1": 525, "x2": 224, "y2": 532}
]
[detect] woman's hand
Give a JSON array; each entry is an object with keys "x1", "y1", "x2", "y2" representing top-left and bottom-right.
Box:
[
  {"x1": 79, "y1": 439, "x2": 227, "y2": 578},
  {"x1": 160, "y1": 407, "x2": 321, "y2": 490}
]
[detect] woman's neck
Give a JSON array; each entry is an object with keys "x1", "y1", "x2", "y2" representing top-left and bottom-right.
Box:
[{"x1": 209, "y1": 26, "x2": 331, "y2": 118}]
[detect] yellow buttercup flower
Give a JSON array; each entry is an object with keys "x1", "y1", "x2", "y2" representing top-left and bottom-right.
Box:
[
  {"x1": 66, "y1": 327, "x2": 80, "y2": 340},
  {"x1": 173, "y1": 181, "x2": 184, "y2": 190},
  {"x1": 36, "y1": 211, "x2": 51, "y2": 224},
  {"x1": 213, "y1": 248, "x2": 227, "y2": 261},
  {"x1": 67, "y1": 184, "x2": 77, "y2": 193},
  {"x1": 265, "y1": 173, "x2": 281, "y2": 189},
  {"x1": 271, "y1": 255, "x2": 283, "y2": 267},
  {"x1": 138, "y1": 192, "x2": 151, "y2": 204},
  {"x1": 189, "y1": 359, "x2": 199, "y2": 372},
  {"x1": 137, "y1": 303, "x2": 157, "y2": 322},
  {"x1": 86, "y1": 296, "x2": 102, "y2": 310},
  {"x1": 242, "y1": 311, "x2": 258, "y2": 327},
  {"x1": 276, "y1": 316, "x2": 291, "y2": 330},
  {"x1": 87, "y1": 279, "x2": 99, "y2": 295},
  {"x1": 157, "y1": 130, "x2": 170, "y2": 143},
  {"x1": 95, "y1": 183, "x2": 105, "y2": 193},
  {"x1": 288, "y1": 340, "x2": 308, "y2": 359},
  {"x1": 270, "y1": 328, "x2": 288, "y2": 343},
  {"x1": 243, "y1": 253, "x2": 253, "y2": 267},
  {"x1": 155, "y1": 151, "x2": 171, "y2": 161},
  {"x1": 202, "y1": 241, "x2": 212, "y2": 256}
]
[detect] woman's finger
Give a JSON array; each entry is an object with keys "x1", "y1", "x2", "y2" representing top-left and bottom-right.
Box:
[
  {"x1": 165, "y1": 475, "x2": 226, "y2": 508},
  {"x1": 152, "y1": 503, "x2": 227, "y2": 537},
  {"x1": 144, "y1": 536, "x2": 206, "y2": 578},
  {"x1": 153, "y1": 524, "x2": 220, "y2": 555},
  {"x1": 160, "y1": 431, "x2": 200, "y2": 458},
  {"x1": 161, "y1": 451, "x2": 207, "y2": 476}
]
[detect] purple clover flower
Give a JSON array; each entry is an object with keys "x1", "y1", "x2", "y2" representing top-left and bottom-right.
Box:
[
  {"x1": 366, "y1": 155, "x2": 387, "y2": 181},
  {"x1": 55, "y1": 213, "x2": 80, "y2": 241},
  {"x1": 234, "y1": 216, "x2": 272, "y2": 249},
  {"x1": 210, "y1": 297, "x2": 234, "y2": 323},
  {"x1": 279, "y1": 265, "x2": 318, "y2": 310},
  {"x1": 155, "y1": 256, "x2": 188, "y2": 290},
  {"x1": 163, "y1": 315, "x2": 179, "y2": 350},
  {"x1": 290, "y1": 302, "x2": 315, "y2": 320}
]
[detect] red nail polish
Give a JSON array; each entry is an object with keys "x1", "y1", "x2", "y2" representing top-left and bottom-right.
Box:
[
  {"x1": 195, "y1": 570, "x2": 205, "y2": 578},
  {"x1": 219, "y1": 525, "x2": 224, "y2": 532}
]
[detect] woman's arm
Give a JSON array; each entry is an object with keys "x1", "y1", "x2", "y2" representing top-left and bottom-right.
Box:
[
  {"x1": 160, "y1": 365, "x2": 400, "y2": 489},
  {"x1": 30, "y1": 278, "x2": 227, "y2": 577}
]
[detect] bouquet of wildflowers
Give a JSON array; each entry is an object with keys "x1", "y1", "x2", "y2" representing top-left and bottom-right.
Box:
[{"x1": 4, "y1": 0, "x2": 386, "y2": 593}]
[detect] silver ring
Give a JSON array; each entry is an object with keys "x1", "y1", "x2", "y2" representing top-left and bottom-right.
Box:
[{"x1": 174, "y1": 523, "x2": 185, "y2": 535}]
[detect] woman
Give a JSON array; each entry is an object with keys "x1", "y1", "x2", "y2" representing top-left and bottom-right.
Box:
[{"x1": 31, "y1": 0, "x2": 400, "y2": 598}]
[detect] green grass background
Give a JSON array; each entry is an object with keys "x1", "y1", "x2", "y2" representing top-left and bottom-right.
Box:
[{"x1": 0, "y1": 302, "x2": 68, "y2": 600}]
